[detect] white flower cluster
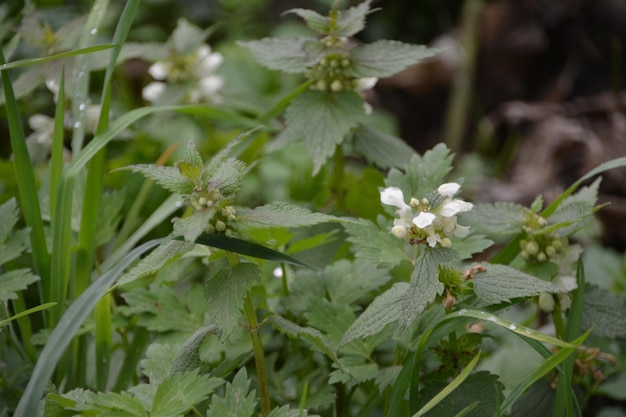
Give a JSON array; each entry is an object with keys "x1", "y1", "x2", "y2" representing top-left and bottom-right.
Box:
[
  {"x1": 380, "y1": 183, "x2": 473, "y2": 248},
  {"x1": 143, "y1": 45, "x2": 224, "y2": 104}
]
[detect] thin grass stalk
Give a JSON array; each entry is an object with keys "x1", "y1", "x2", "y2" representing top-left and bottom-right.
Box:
[
  {"x1": 49, "y1": 70, "x2": 66, "y2": 221},
  {"x1": 9, "y1": 294, "x2": 36, "y2": 362},
  {"x1": 0, "y1": 48, "x2": 51, "y2": 290},
  {"x1": 95, "y1": 293, "x2": 112, "y2": 391},
  {"x1": 113, "y1": 326, "x2": 150, "y2": 391},
  {"x1": 244, "y1": 295, "x2": 271, "y2": 417}
]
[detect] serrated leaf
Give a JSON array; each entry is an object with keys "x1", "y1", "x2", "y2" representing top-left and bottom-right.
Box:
[
  {"x1": 171, "y1": 18, "x2": 207, "y2": 54},
  {"x1": 472, "y1": 263, "x2": 562, "y2": 305},
  {"x1": 151, "y1": 370, "x2": 222, "y2": 417},
  {"x1": 334, "y1": 0, "x2": 373, "y2": 37},
  {"x1": 416, "y1": 371, "x2": 503, "y2": 417},
  {"x1": 341, "y1": 282, "x2": 409, "y2": 345},
  {"x1": 205, "y1": 263, "x2": 261, "y2": 339},
  {"x1": 344, "y1": 219, "x2": 410, "y2": 267},
  {"x1": 401, "y1": 248, "x2": 454, "y2": 329},
  {"x1": 204, "y1": 157, "x2": 247, "y2": 195},
  {"x1": 239, "y1": 37, "x2": 314, "y2": 73},
  {"x1": 0, "y1": 269, "x2": 40, "y2": 302},
  {"x1": 582, "y1": 284, "x2": 626, "y2": 337},
  {"x1": 0, "y1": 198, "x2": 30, "y2": 266},
  {"x1": 277, "y1": 90, "x2": 365, "y2": 174},
  {"x1": 174, "y1": 208, "x2": 215, "y2": 242},
  {"x1": 386, "y1": 143, "x2": 454, "y2": 199},
  {"x1": 269, "y1": 314, "x2": 343, "y2": 368},
  {"x1": 70, "y1": 391, "x2": 147, "y2": 416},
  {"x1": 116, "y1": 240, "x2": 193, "y2": 288},
  {"x1": 122, "y1": 164, "x2": 195, "y2": 195},
  {"x1": 347, "y1": 40, "x2": 438, "y2": 78},
  {"x1": 286, "y1": 9, "x2": 329, "y2": 34},
  {"x1": 141, "y1": 343, "x2": 177, "y2": 385},
  {"x1": 460, "y1": 202, "x2": 527, "y2": 236},
  {"x1": 120, "y1": 285, "x2": 203, "y2": 332},
  {"x1": 239, "y1": 201, "x2": 343, "y2": 229},
  {"x1": 351, "y1": 123, "x2": 416, "y2": 169},
  {"x1": 450, "y1": 234, "x2": 494, "y2": 260},
  {"x1": 267, "y1": 405, "x2": 316, "y2": 417},
  {"x1": 548, "y1": 177, "x2": 600, "y2": 236},
  {"x1": 206, "y1": 367, "x2": 256, "y2": 417},
  {"x1": 169, "y1": 325, "x2": 219, "y2": 376}
]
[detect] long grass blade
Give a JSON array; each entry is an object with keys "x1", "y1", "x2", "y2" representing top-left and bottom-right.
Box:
[
  {"x1": 0, "y1": 302, "x2": 57, "y2": 327},
  {"x1": 412, "y1": 352, "x2": 481, "y2": 417},
  {"x1": 0, "y1": 49, "x2": 50, "y2": 285},
  {"x1": 0, "y1": 44, "x2": 115, "y2": 71},
  {"x1": 13, "y1": 237, "x2": 169, "y2": 417}
]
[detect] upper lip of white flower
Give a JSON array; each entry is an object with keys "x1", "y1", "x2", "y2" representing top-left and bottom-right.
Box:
[
  {"x1": 380, "y1": 187, "x2": 414, "y2": 228},
  {"x1": 437, "y1": 182, "x2": 473, "y2": 217}
]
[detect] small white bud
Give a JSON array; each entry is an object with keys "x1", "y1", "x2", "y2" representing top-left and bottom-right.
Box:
[
  {"x1": 391, "y1": 225, "x2": 407, "y2": 239},
  {"x1": 538, "y1": 293, "x2": 555, "y2": 312}
]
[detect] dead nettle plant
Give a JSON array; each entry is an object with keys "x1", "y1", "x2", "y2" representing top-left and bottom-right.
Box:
[{"x1": 1, "y1": 1, "x2": 626, "y2": 417}]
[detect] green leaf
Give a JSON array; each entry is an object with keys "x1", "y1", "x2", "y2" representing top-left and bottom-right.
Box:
[
  {"x1": 120, "y1": 165, "x2": 195, "y2": 195},
  {"x1": 386, "y1": 143, "x2": 454, "y2": 199},
  {"x1": 239, "y1": 201, "x2": 344, "y2": 229},
  {"x1": 344, "y1": 219, "x2": 410, "y2": 267},
  {"x1": 347, "y1": 40, "x2": 438, "y2": 78},
  {"x1": 203, "y1": 157, "x2": 247, "y2": 195},
  {"x1": 120, "y1": 285, "x2": 204, "y2": 332},
  {"x1": 0, "y1": 269, "x2": 40, "y2": 302},
  {"x1": 116, "y1": 240, "x2": 194, "y2": 288},
  {"x1": 415, "y1": 370, "x2": 503, "y2": 417},
  {"x1": 169, "y1": 325, "x2": 219, "y2": 376},
  {"x1": 70, "y1": 391, "x2": 147, "y2": 416},
  {"x1": 269, "y1": 315, "x2": 344, "y2": 369},
  {"x1": 412, "y1": 352, "x2": 482, "y2": 417},
  {"x1": 0, "y1": 302, "x2": 56, "y2": 327},
  {"x1": 461, "y1": 202, "x2": 527, "y2": 236},
  {"x1": 205, "y1": 263, "x2": 262, "y2": 339},
  {"x1": 151, "y1": 370, "x2": 222, "y2": 417},
  {"x1": 351, "y1": 123, "x2": 417, "y2": 169},
  {"x1": 171, "y1": 18, "x2": 208, "y2": 54},
  {"x1": 192, "y1": 234, "x2": 317, "y2": 268},
  {"x1": 206, "y1": 367, "x2": 257, "y2": 417},
  {"x1": 341, "y1": 282, "x2": 409, "y2": 346},
  {"x1": 176, "y1": 141, "x2": 204, "y2": 181},
  {"x1": 333, "y1": 0, "x2": 374, "y2": 36},
  {"x1": 285, "y1": 9, "x2": 329, "y2": 34},
  {"x1": 239, "y1": 37, "x2": 315, "y2": 73},
  {"x1": 547, "y1": 177, "x2": 600, "y2": 236},
  {"x1": 141, "y1": 343, "x2": 177, "y2": 385},
  {"x1": 402, "y1": 248, "x2": 454, "y2": 329},
  {"x1": 472, "y1": 263, "x2": 562, "y2": 305},
  {"x1": 509, "y1": 379, "x2": 555, "y2": 417},
  {"x1": 0, "y1": 198, "x2": 30, "y2": 265},
  {"x1": 174, "y1": 208, "x2": 215, "y2": 242},
  {"x1": 276, "y1": 90, "x2": 365, "y2": 174},
  {"x1": 582, "y1": 284, "x2": 626, "y2": 338}
]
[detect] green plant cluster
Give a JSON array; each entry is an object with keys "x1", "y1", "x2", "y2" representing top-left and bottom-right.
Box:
[{"x1": 1, "y1": 1, "x2": 626, "y2": 417}]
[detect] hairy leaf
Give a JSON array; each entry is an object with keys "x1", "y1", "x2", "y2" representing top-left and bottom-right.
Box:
[
  {"x1": 69, "y1": 391, "x2": 147, "y2": 416},
  {"x1": 206, "y1": 368, "x2": 256, "y2": 417},
  {"x1": 0, "y1": 198, "x2": 31, "y2": 266},
  {"x1": 277, "y1": 90, "x2": 365, "y2": 174},
  {"x1": 344, "y1": 219, "x2": 410, "y2": 267},
  {"x1": 285, "y1": 9, "x2": 329, "y2": 34},
  {"x1": 116, "y1": 240, "x2": 193, "y2": 288},
  {"x1": 0, "y1": 269, "x2": 39, "y2": 302},
  {"x1": 351, "y1": 123, "x2": 416, "y2": 170},
  {"x1": 401, "y1": 248, "x2": 452, "y2": 329},
  {"x1": 341, "y1": 282, "x2": 409, "y2": 345},
  {"x1": 348, "y1": 40, "x2": 438, "y2": 78},
  {"x1": 239, "y1": 37, "x2": 314, "y2": 73},
  {"x1": 333, "y1": 0, "x2": 373, "y2": 36},
  {"x1": 582, "y1": 284, "x2": 626, "y2": 338},
  {"x1": 141, "y1": 343, "x2": 177, "y2": 385},
  {"x1": 269, "y1": 314, "x2": 343, "y2": 368},
  {"x1": 169, "y1": 325, "x2": 219, "y2": 376},
  {"x1": 205, "y1": 263, "x2": 261, "y2": 339},
  {"x1": 385, "y1": 143, "x2": 454, "y2": 199},
  {"x1": 461, "y1": 202, "x2": 527, "y2": 236},
  {"x1": 151, "y1": 370, "x2": 222, "y2": 417},
  {"x1": 121, "y1": 165, "x2": 195, "y2": 195},
  {"x1": 472, "y1": 263, "x2": 562, "y2": 305},
  {"x1": 238, "y1": 201, "x2": 343, "y2": 229},
  {"x1": 548, "y1": 178, "x2": 601, "y2": 236},
  {"x1": 416, "y1": 371, "x2": 504, "y2": 417}
]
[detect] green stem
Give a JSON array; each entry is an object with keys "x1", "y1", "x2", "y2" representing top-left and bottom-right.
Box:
[
  {"x1": 243, "y1": 296, "x2": 271, "y2": 416},
  {"x1": 333, "y1": 144, "x2": 346, "y2": 211},
  {"x1": 552, "y1": 304, "x2": 566, "y2": 340}
]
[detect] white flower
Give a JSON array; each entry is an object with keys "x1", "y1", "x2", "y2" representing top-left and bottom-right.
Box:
[
  {"x1": 148, "y1": 62, "x2": 171, "y2": 80},
  {"x1": 380, "y1": 187, "x2": 413, "y2": 228},
  {"x1": 142, "y1": 82, "x2": 167, "y2": 103},
  {"x1": 437, "y1": 182, "x2": 474, "y2": 217},
  {"x1": 354, "y1": 77, "x2": 378, "y2": 91}
]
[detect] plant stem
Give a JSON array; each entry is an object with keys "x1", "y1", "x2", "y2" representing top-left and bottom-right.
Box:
[
  {"x1": 333, "y1": 144, "x2": 346, "y2": 211},
  {"x1": 552, "y1": 304, "x2": 566, "y2": 340},
  {"x1": 243, "y1": 295, "x2": 271, "y2": 416}
]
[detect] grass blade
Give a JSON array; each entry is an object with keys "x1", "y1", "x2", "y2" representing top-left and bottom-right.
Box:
[
  {"x1": 0, "y1": 302, "x2": 57, "y2": 327},
  {"x1": 0, "y1": 44, "x2": 115, "y2": 71},
  {"x1": 0, "y1": 49, "x2": 50, "y2": 285},
  {"x1": 13, "y1": 237, "x2": 169, "y2": 417},
  {"x1": 191, "y1": 233, "x2": 317, "y2": 268},
  {"x1": 412, "y1": 352, "x2": 481, "y2": 417}
]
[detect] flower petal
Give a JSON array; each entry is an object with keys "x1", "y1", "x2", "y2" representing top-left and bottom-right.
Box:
[
  {"x1": 437, "y1": 182, "x2": 460, "y2": 196},
  {"x1": 413, "y1": 212, "x2": 436, "y2": 229},
  {"x1": 439, "y1": 199, "x2": 473, "y2": 217},
  {"x1": 380, "y1": 187, "x2": 407, "y2": 209},
  {"x1": 454, "y1": 224, "x2": 470, "y2": 237}
]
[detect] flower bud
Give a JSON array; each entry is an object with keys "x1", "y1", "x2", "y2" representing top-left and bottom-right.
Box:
[
  {"x1": 525, "y1": 240, "x2": 539, "y2": 255},
  {"x1": 330, "y1": 79, "x2": 343, "y2": 92},
  {"x1": 391, "y1": 225, "x2": 407, "y2": 239},
  {"x1": 215, "y1": 220, "x2": 226, "y2": 232},
  {"x1": 558, "y1": 294, "x2": 572, "y2": 310},
  {"x1": 545, "y1": 245, "x2": 557, "y2": 258},
  {"x1": 198, "y1": 197, "x2": 207, "y2": 207},
  {"x1": 441, "y1": 237, "x2": 452, "y2": 248},
  {"x1": 206, "y1": 223, "x2": 216, "y2": 234},
  {"x1": 316, "y1": 79, "x2": 327, "y2": 91},
  {"x1": 537, "y1": 252, "x2": 547, "y2": 262},
  {"x1": 538, "y1": 293, "x2": 555, "y2": 312}
]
